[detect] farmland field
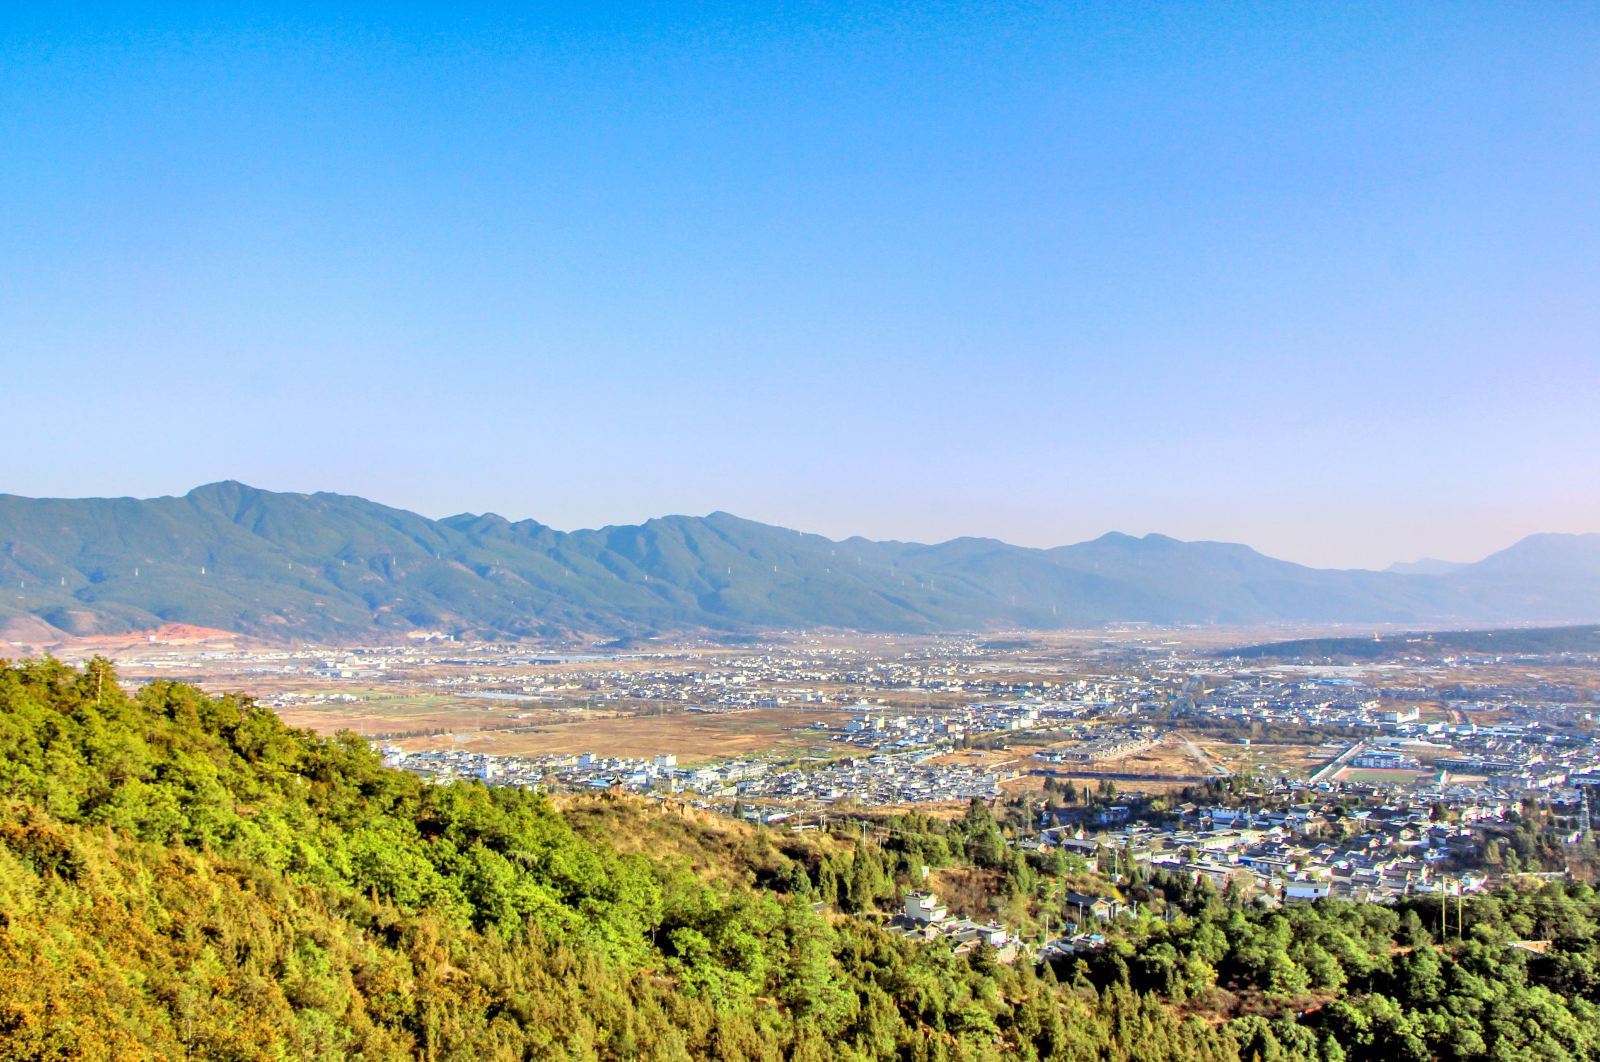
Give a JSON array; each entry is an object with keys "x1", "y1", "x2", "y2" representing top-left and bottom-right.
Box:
[{"x1": 394, "y1": 707, "x2": 855, "y2": 764}]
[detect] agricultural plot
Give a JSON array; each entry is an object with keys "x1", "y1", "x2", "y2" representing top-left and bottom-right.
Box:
[
  {"x1": 272, "y1": 689, "x2": 572, "y2": 740},
  {"x1": 1198, "y1": 740, "x2": 1330, "y2": 780},
  {"x1": 399, "y1": 707, "x2": 855, "y2": 765}
]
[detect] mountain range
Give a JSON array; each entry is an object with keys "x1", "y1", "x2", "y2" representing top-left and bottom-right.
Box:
[{"x1": 2, "y1": 481, "x2": 1597, "y2": 643}]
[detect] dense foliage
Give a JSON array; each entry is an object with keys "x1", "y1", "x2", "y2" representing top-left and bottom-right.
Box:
[
  {"x1": 1063, "y1": 887, "x2": 1600, "y2": 1060},
  {"x1": 3, "y1": 659, "x2": 1599, "y2": 1059},
  {"x1": 0, "y1": 660, "x2": 1223, "y2": 1059}
]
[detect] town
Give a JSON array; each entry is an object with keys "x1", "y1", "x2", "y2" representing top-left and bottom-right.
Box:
[{"x1": 56, "y1": 623, "x2": 1599, "y2": 958}]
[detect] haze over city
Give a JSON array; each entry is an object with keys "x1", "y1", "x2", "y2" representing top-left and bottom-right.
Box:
[{"x1": 3, "y1": 4, "x2": 1597, "y2": 568}]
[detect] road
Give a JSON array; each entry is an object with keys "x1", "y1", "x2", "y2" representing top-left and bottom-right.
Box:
[
  {"x1": 1177, "y1": 733, "x2": 1229, "y2": 778},
  {"x1": 1310, "y1": 741, "x2": 1364, "y2": 785}
]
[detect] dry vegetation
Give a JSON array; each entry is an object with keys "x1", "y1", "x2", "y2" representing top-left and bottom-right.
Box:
[{"x1": 399, "y1": 706, "x2": 853, "y2": 764}]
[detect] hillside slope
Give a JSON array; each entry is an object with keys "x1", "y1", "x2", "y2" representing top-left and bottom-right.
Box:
[
  {"x1": 5, "y1": 662, "x2": 1600, "y2": 1059},
  {"x1": 1, "y1": 483, "x2": 1596, "y2": 642},
  {"x1": 0, "y1": 659, "x2": 1218, "y2": 1059}
]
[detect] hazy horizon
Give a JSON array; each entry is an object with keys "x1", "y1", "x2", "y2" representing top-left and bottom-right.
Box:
[{"x1": 3, "y1": 6, "x2": 1596, "y2": 570}]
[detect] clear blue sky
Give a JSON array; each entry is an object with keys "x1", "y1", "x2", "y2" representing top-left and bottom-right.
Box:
[{"x1": 2, "y1": 3, "x2": 1596, "y2": 569}]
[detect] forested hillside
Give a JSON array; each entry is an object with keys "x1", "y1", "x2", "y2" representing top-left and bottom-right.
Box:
[
  {"x1": 4, "y1": 482, "x2": 1600, "y2": 643},
  {"x1": 2, "y1": 660, "x2": 1599, "y2": 1059}
]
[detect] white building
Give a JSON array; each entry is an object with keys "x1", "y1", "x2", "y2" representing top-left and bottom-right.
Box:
[
  {"x1": 904, "y1": 892, "x2": 949, "y2": 925},
  {"x1": 1284, "y1": 879, "x2": 1332, "y2": 902}
]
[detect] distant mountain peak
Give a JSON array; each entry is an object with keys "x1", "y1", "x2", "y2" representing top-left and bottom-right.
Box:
[{"x1": 186, "y1": 479, "x2": 263, "y2": 499}]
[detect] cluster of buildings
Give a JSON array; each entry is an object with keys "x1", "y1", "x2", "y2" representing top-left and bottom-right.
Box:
[
  {"x1": 825, "y1": 702, "x2": 1073, "y2": 750},
  {"x1": 380, "y1": 746, "x2": 684, "y2": 791},
  {"x1": 1038, "y1": 726, "x2": 1160, "y2": 765},
  {"x1": 734, "y1": 752, "x2": 1009, "y2": 805},
  {"x1": 1038, "y1": 796, "x2": 1517, "y2": 905},
  {"x1": 381, "y1": 743, "x2": 1012, "y2": 805},
  {"x1": 103, "y1": 631, "x2": 1600, "y2": 922},
  {"x1": 893, "y1": 892, "x2": 1022, "y2": 962},
  {"x1": 1191, "y1": 667, "x2": 1600, "y2": 796}
]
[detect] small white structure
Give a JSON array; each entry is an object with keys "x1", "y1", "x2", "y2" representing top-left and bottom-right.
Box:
[
  {"x1": 904, "y1": 892, "x2": 949, "y2": 925},
  {"x1": 1285, "y1": 879, "x2": 1332, "y2": 902}
]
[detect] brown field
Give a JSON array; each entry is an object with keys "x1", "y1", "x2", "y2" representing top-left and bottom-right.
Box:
[
  {"x1": 929, "y1": 748, "x2": 1028, "y2": 770},
  {"x1": 272, "y1": 690, "x2": 583, "y2": 739},
  {"x1": 993, "y1": 732, "x2": 1228, "y2": 798},
  {"x1": 1197, "y1": 739, "x2": 1331, "y2": 779},
  {"x1": 1098, "y1": 735, "x2": 1216, "y2": 776},
  {"x1": 395, "y1": 707, "x2": 855, "y2": 764}
]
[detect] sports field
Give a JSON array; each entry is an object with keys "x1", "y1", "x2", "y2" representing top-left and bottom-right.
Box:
[{"x1": 1332, "y1": 767, "x2": 1432, "y2": 786}]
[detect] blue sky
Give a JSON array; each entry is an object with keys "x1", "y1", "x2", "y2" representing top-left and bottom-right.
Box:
[{"x1": 2, "y1": 3, "x2": 1596, "y2": 568}]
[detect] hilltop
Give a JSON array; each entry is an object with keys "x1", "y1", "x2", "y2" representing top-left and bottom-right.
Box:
[{"x1": 2, "y1": 482, "x2": 1598, "y2": 643}]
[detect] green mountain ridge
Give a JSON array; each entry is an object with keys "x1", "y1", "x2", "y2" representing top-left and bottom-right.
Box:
[{"x1": 2, "y1": 482, "x2": 1598, "y2": 642}]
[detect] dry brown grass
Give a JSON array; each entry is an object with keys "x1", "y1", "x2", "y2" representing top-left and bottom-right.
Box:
[
  {"x1": 1095, "y1": 736, "x2": 1206, "y2": 776},
  {"x1": 400, "y1": 707, "x2": 853, "y2": 764},
  {"x1": 1198, "y1": 740, "x2": 1330, "y2": 778}
]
